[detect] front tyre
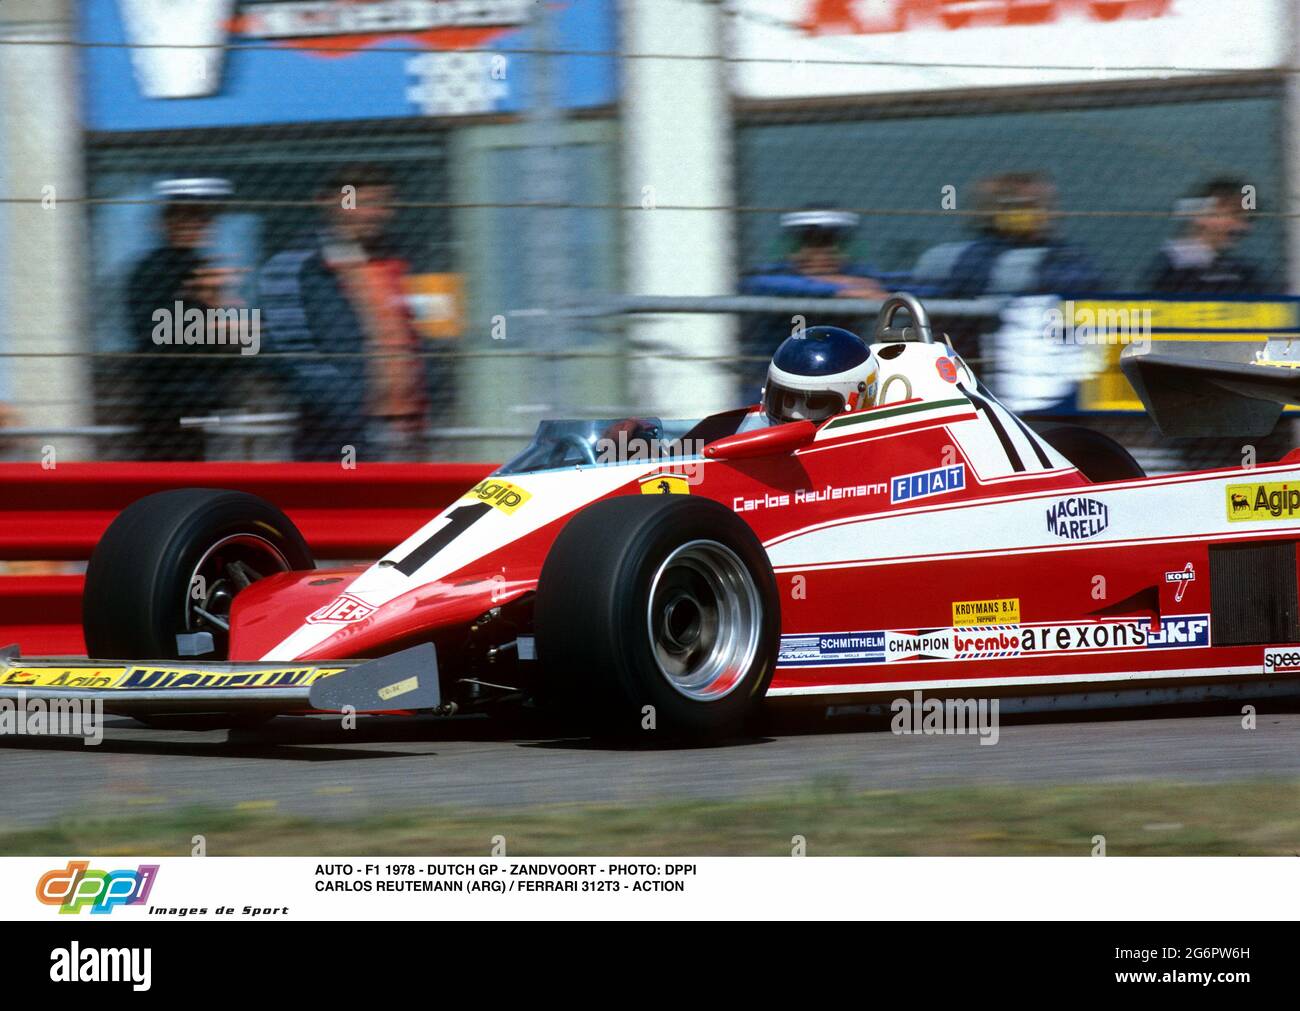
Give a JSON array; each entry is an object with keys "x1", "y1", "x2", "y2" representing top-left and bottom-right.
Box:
[
  {"x1": 83, "y1": 488, "x2": 314, "y2": 661},
  {"x1": 535, "y1": 495, "x2": 779, "y2": 741}
]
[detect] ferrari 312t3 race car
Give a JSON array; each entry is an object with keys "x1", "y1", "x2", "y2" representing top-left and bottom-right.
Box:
[{"x1": 7, "y1": 293, "x2": 1300, "y2": 741}]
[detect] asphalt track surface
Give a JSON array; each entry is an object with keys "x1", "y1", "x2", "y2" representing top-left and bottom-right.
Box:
[{"x1": 3, "y1": 702, "x2": 1300, "y2": 827}]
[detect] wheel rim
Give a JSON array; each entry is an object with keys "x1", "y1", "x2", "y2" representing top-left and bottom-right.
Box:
[
  {"x1": 184, "y1": 533, "x2": 292, "y2": 655},
  {"x1": 646, "y1": 539, "x2": 762, "y2": 701}
]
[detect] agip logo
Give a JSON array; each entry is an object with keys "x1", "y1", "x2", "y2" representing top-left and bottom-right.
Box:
[
  {"x1": 37, "y1": 861, "x2": 158, "y2": 915},
  {"x1": 1227, "y1": 482, "x2": 1300, "y2": 522},
  {"x1": 463, "y1": 479, "x2": 531, "y2": 515}
]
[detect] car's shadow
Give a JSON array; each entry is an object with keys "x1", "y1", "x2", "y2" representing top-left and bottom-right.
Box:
[
  {"x1": 519, "y1": 734, "x2": 777, "y2": 753},
  {"x1": 244, "y1": 713, "x2": 778, "y2": 752},
  {"x1": 0, "y1": 730, "x2": 414, "y2": 762},
  {"x1": 763, "y1": 695, "x2": 1300, "y2": 738},
  {"x1": 8, "y1": 695, "x2": 1291, "y2": 761}
]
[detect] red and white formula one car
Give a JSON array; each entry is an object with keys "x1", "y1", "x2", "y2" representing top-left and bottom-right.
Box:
[{"x1": 6, "y1": 293, "x2": 1300, "y2": 740}]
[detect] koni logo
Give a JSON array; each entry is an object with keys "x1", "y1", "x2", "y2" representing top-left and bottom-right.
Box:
[
  {"x1": 36, "y1": 861, "x2": 159, "y2": 914},
  {"x1": 1165, "y1": 563, "x2": 1195, "y2": 602}
]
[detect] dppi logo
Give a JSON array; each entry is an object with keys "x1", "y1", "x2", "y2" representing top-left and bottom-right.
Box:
[
  {"x1": 37, "y1": 861, "x2": 158, "y2": 915},
  {"x1": 1045, "y1": 496, "x2": 1109, "y2": 540}
]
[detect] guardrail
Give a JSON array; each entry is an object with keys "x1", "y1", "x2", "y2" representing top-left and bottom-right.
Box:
[{"x1": 0, "y1": 462, "x2": 496, "y2": 657}]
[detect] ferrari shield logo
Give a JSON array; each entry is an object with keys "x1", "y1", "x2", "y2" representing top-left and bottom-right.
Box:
[{"x1": 639, "y1": 474, "x2": 691, "y2": 495}]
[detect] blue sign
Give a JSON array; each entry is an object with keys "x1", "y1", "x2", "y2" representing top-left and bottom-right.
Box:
[
  {"x1": 81, "y1": 0, "x2": 617, "y2": 130},
  {"x1": 891, "y1": 464, "x2": 966, "y2": 504},
  {"x1": 1146, "y1": 615, "x2": 1211, "y2": 649},
  {"x1": 778, "y1": 631, "x2": 886, "y2": 668}
]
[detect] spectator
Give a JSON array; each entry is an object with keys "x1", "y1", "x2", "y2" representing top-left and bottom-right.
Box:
[
  {"x1": 910, "y1": 172, "x2": 1103, "y2": 297},
  {"x1": 258, "y1": 164, "x2": 428, "y2": 462},
  {"x1": 123, "y1": 177, "x2": 241, "y2": 460},
  {"x1": 738, "y1": 207, "x2": 888, "y2": 399},
  {"x1": 1145, "y1": 178, "x2": 1263, "y2": 294}
]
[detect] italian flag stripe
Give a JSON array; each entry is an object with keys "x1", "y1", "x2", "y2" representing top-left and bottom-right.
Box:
[{"x1": 820, "y1": 396, "x2": 972, "y2": 434}]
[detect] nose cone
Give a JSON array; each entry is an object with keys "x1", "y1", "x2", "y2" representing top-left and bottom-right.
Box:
[
  {"x1": 228, "y1": 567, "x2": 367, "y2": 661},
  {"x1": 293, "y1": 570, "x2": 536, "y2": 661}
]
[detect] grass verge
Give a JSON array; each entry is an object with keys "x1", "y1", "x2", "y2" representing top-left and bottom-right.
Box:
[{"x1": 4, "y1": 779, "x2": 1298, "y2": 856}]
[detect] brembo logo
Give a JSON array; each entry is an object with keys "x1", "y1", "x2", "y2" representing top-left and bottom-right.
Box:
[{"x1": 1045, "y1": 496, "x2": 1109, "y2": 539}]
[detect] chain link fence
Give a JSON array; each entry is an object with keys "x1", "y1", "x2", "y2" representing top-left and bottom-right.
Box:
[{"x1": 0, "y1": 0, "x2": 1295, "y2": 468}]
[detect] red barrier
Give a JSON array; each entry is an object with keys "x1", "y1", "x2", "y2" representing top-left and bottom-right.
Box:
[{"x1": 0, "y1": 462, "x2": 496, "y2": 656}]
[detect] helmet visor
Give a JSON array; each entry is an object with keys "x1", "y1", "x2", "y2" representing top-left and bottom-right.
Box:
[{"x1": 763, "y1": 383, "x2": 845, "y2": 425}]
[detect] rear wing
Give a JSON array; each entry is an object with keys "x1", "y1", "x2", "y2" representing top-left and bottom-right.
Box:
[{"x1": 1120, "y1": 338, "x2": 1300, "y2": 437}]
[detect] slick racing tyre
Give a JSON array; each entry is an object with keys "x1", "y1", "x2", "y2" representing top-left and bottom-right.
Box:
[
  {"x1": 83, "y1": 488, "x2": 314, "y2": 661},
  {"x1": 1037, "y1": 424, "x2": 1146, "y2": 483},
  {"x1": 535, "y1": 495, "x2": 780, "y2": 742}
]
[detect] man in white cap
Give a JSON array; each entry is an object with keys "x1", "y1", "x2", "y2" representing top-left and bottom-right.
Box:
[
  {"x1": 124, "y1": 177, "x2": 239, "y2": 459},
  {"x1": 737, "y1": 204, "x2": 889, "y2": 401}
]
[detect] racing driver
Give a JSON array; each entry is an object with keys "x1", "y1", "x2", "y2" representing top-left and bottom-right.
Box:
[{"x1": 740, "y1": 325, "x2": 880, "y2": 431}]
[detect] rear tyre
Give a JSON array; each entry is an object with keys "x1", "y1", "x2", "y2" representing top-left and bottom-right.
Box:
[
  {"x1": 1037, "y1": 424, "x2": 1146, "y2": 483},
  {"x1": 535, "y1": 495, "x2": 779, "y2": 742},
  {"x1": 83, "y1": 488, "x2": 314, "y2": 661}
]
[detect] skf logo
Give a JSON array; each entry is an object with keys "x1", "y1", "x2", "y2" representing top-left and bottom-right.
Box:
[
  {"x1": 306, "y1": 593, "x2": 375, "y2": 625},
  {"x1": 1264, "y1": 648, "x2": 1300, "y2": 674},
  {"x1": 890, "y1": 464, "x2": 965, "y2": 504},
  {"x1": 1045, "y1": 496, "x2": 1109, "y2": 540},
  {"x1": 1146, "y1": 615, "x2": 1211, "y2": 649},
  {"x1": 464, "y1": 479, "x2": 530, "y2": 515},
  {"x1": 639, "y1": 474, "x2": 690, "y2": 495},
  {"x1": 1227, "y1": 482, "x2": 1300, "y2": 522},
  {"x1": 37, "y1": 861, "x2": 158, "y2": 915},
  {"x1": 1165, "y1": 563, "x2": 1195, "y2": 603}
]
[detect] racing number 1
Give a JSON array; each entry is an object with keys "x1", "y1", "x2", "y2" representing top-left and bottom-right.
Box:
[{"x1": 393, "y1": 502, "x2": 492, "y2": 576}]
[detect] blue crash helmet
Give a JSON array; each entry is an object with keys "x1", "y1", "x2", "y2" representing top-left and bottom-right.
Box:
[{"x1": 762, "y1": 325, "x2": 880, "y2": 425}]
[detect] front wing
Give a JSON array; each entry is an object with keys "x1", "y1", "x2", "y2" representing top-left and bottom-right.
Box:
[{"x1": 0, "y1": 643, "x2": 441, "y2": 716}]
